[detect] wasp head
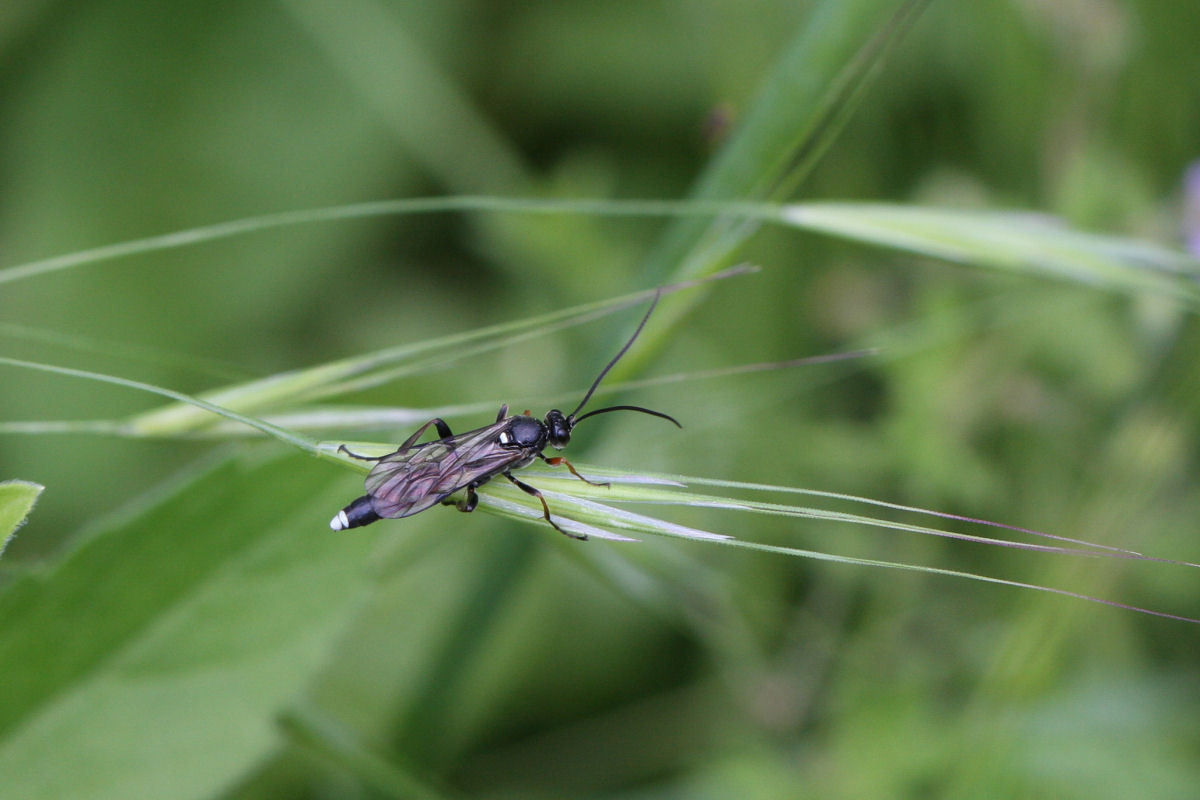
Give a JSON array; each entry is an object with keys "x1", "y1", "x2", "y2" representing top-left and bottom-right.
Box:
[{"x1": 544, "y1": 409, "x2": 572, "y2": 450}]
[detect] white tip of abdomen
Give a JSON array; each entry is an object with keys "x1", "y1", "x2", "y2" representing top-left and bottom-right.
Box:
[{"x1": 330, "y1": 510, "x2": 350, "y2": 531}]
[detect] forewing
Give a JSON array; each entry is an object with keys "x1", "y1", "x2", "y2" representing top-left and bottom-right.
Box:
[{"x1": 364, "y1": 422, "x2": 528, "y2": 518}]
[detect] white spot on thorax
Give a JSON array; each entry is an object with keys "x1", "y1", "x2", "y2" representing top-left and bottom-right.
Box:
[{"x1": 498, "y1": 432, "x2": 511, "y2": 444}]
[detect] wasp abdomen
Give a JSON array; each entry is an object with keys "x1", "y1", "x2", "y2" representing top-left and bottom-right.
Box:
[{"x1": 330, "y1": 494, "x2": 381, "y2": 531}]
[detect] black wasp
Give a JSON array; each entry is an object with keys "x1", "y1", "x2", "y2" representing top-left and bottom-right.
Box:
[{"x1": 330, "y1": 292, "x2": 679, "y2": 540}]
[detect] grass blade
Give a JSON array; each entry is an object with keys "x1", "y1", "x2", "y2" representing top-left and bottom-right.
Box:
[
  {"x1": 644, "y1": 0, "x2": 932, "y2": 284},
  {"x1": 116, "y1": 265, "x2": 754, "y2": 437},
  {"x1": 779, "y1": 202, "x2": 1200, "y2": 302},
  {"x1": 440, "y1": 466, "x2": 1200, "y2": 624}
]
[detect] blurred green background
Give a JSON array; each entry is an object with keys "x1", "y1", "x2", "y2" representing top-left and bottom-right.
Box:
[{"x1": 2, "y1": 1, "x2": 1199, "y2": 798}]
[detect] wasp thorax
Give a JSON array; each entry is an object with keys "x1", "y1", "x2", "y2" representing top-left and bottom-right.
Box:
[
  {"x1": 508, "y1": 415, "x2": 545, "y2": 448},
  {"x1": 544, "y1": 409, "x2": 572, "y2": 449}
]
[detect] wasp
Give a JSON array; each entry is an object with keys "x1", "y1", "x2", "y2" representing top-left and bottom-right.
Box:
[{"x1": 330, "y1": 292, "x2": 679, "y2": 539}]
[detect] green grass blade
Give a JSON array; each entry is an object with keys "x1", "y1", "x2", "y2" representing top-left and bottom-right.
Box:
[
  {"x1": 0, "y1": 322, "x2": 249, "y2": 382},
  {"x1": 0, "y1": 196, "x2": 741, "y2": 289},
  {"x1": 118, "y1": 265, "x2": 753, "y2": 436},
  {"x1": 585, "y1": 466, "x2": 1149, "y2": 558},
  {"x1": 8, "y1": 190, "x2": 1194, "y2": 312},
  {"x1": 442, "y1": 466, "x2": 1199, "y2": 624},
  {"x1": 0, "y1": 351, "x2": 869, "y2": 440},
  {"x1": 779, "y1": 202, "x2": 1200, "y2": 302},
  {"x1": 0, "y1": 356, "x2": 318, "y2": 454},
  {"x1": 498, "y1": 469, "x2": 1188, "y2": 563},
  {"x1": 645, "y1": 0, "x2": 932, "y2": 283}
]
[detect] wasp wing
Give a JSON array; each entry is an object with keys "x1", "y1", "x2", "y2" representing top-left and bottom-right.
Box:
[{"x1": 364, "y1": 421, "x2": 532, "y2": 519}]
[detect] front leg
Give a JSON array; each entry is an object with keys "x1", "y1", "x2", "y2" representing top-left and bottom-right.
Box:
[{"x1": 540, "y1": 454, "x2": 610, "y2": 487}]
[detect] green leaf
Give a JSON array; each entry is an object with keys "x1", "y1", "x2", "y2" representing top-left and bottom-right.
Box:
[
  {"x1": 0, "y1": 480, "x2": 44, "y2": 558},
  {"x1": 0, "y1": 454, "x2": 378, "y2": 800}
]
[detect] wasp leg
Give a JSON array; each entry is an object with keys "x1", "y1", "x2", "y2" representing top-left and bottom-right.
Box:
[
  {"x1": 503, "y1": 471, "x2": 587, "y2": 541},
  {"x1": 494, "y1": 404, "x2": 509, "y2": 422},
  {"x1": 540, "y1": 454, "x2": 610, "y2": 487},
  {"x1": 397, "y1": 418, "x2": 455, "y2": 453},
  {"x1": 442, "y1": 479, "x2": 489, "y2": 512},
  {"x1": 338, "y1": 444, "x2": 383, "y2": 461},
  {"x1": 457, "y1": 482, "x2": 481, "y2": 513},
  {"x1": 338, "y1": 417, "x2": 455, "y2": 460}
]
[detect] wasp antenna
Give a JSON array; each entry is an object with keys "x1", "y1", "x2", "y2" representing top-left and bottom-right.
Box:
[
  {"x1": 571, "y1": 404, "x2": 681, "y2": 428},
  {"x1": 568, "y1": 290, "x2": 662, "y2": 421}
]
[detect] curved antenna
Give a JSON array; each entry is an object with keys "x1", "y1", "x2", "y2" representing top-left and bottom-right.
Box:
[
  {"x1": 568, "y1": 290, "x2": 662, "y2": 422},
  {"x1": 572, "y1": 404, "x2": 681, "y2": 428}
]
